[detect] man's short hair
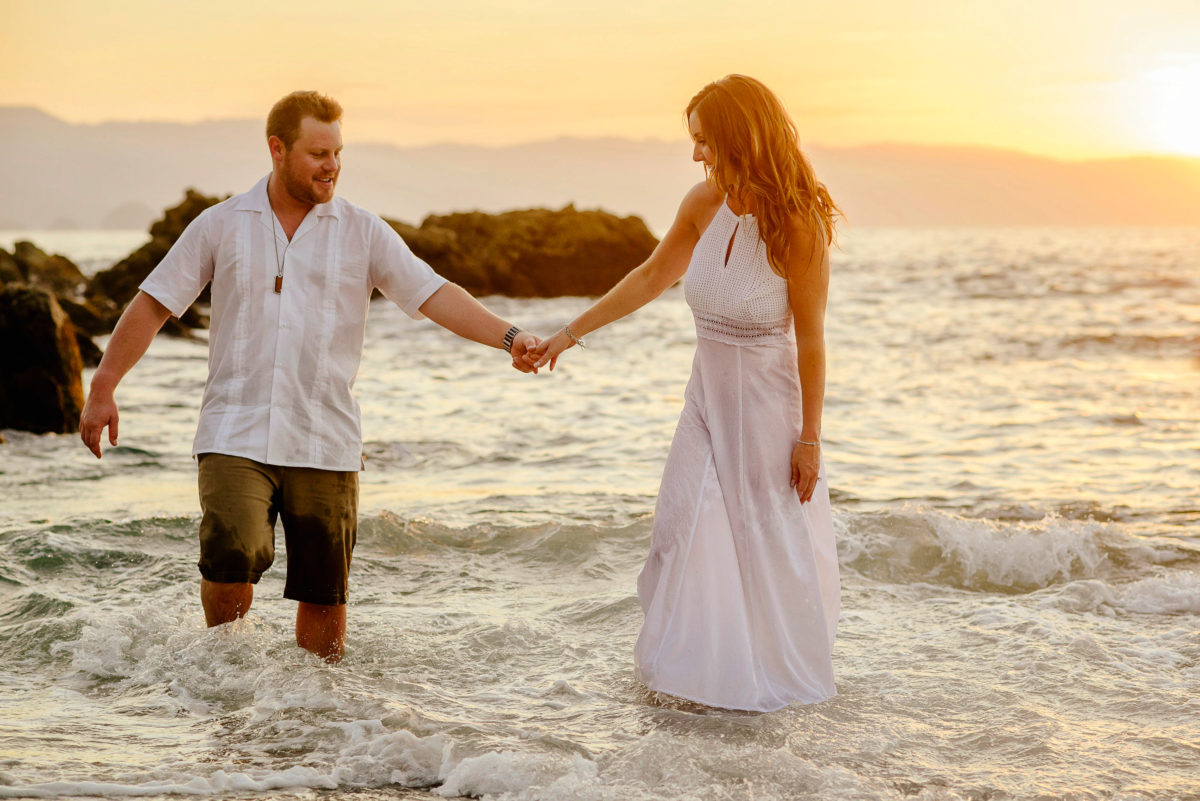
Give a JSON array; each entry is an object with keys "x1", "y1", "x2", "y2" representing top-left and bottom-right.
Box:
[{"x1": 266, "y1": 91, "x2": 343, "y2": 149}]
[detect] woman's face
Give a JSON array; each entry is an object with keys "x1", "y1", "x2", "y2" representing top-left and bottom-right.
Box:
[{"x1": 688, "y1": 110, "x2": 715, "y2": 168}]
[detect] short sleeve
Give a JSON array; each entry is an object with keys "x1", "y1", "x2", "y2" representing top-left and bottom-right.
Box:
[
  {"x1": 367, "y1": 216, "x2": 447, "y2": 319},
  {"x1": 139, "y1": 207, "x2": 217, "y2": 317}
]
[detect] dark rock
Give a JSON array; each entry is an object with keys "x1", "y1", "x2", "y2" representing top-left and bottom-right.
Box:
[
  {"x1": 384, "y1": 205, "x2": 658, "y2": 297},
  {"x1": 57, "y1": 296, "x2": 107, "y2": 366},
  {"x1": 0, "y1": 286, "x2": 85, "y2": 434},
  {"x1": 87, "y1": 188, "x2": 225, "y2": 331},
  {"x1": 1, "y1": 246, "x2": 102, "y2": 367},
  {"x1": 148, "y1": 188, "x2": 225, "y2": 241},
  {"x1": 57, "y1": 297, "x2": 108, "y2": 337},
  {"x1": 387, "y1": 220, "x2": 482, "y2": 286},
  {"x1": 76, "y1": 330, "x2": 103, "y2": 367},
  {"x1": 0, "y1": 248, "x2": 21, "y2": 285},
  {"x1": 11, "y1": 241, "x2": 88, "y2": 298}
]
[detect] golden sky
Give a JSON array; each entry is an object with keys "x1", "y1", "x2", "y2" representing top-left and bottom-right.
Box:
[{"x1": 3, "y1": 0, "x2": 1199, "y2": 159}]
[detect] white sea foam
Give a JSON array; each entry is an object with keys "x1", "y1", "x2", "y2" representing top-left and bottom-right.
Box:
[
  {"x1": 0, "y1": 728, "x2": 942, "y2": 801},
  {"x1": 837, "y1": 508, "x2": 1195, "y2": 591},
  {"x1": 0, "y1": 716, "x2": 447, "y2": 797},
  {"x1": 326, "y1": 720, "x2": 444, "y2": 784},
  {"x1": 1041, "y1": 572, "x2": 1200, "y2": 617},
  {"x1": 1041, "y1": 578, "x2": 1120, "y2": 614},
  {"x1": 929, "y1": 512, "x2": 1108, "y2": 589},
  {"x1": 435, "y1": 751, "x2": 597, "y2": 797},
  {"x1": 1114, "y1": 572, "x2": 1200, "y2": 615},
  {"x1": 0, "y1": 767, "x2": 337, "y2": 798},
  {"x1": 428, "y1": 733, "x2": 977, "y2": 801}
]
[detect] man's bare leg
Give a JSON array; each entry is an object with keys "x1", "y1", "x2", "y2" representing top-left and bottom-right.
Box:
[
  {"x1": 296, "y1": 602, "x2": 346, "y2": 662},
  {"x1": 201, "y1": 579, "x2": 253, "y2": 626}
]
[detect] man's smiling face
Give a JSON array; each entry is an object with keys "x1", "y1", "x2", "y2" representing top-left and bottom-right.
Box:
[{"x1": 278, "y1": 116, "x2": 342, "y2": 205}]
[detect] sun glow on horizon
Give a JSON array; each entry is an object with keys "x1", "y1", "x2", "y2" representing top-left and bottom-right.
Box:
[
  {"x1": 3, "y1": 1, "x2": 1200, "y2": 162},
  {"x1": 1133, "y1": 55, "x2": 1200, "y2": 157}
]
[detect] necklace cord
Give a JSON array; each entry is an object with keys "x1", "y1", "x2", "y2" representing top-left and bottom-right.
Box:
[{"x1": 267, "y1": 178, "x2": 287, "y2": 292}]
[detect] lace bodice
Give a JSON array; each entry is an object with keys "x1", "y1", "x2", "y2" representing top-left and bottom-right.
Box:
[{"x1": 683, "y1": 200, "x2": 792, "y2": 346}]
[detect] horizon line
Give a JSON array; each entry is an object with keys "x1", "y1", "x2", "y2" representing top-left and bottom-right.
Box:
[{"x1": 5, "y1": 105, "x2": 1199, "y2": 166}]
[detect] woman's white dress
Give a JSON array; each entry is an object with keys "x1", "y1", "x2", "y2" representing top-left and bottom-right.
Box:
[{"x1": 633, "y1": 200, "x2": 840, "y2": 712}]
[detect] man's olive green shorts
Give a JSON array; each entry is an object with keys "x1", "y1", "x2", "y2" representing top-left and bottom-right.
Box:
[{"x1": 197, "y1": 453, "x2": 358, "y2": 606}]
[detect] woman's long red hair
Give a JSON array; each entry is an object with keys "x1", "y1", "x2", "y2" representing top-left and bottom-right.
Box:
[{"x1": 687, "y1": 75, "x2": 841, "y2": 277}]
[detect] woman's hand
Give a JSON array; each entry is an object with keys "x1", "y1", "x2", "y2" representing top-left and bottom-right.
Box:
[
  {"x1": 528, "y1": 328, "x2": 575, "y2": 371},
  {"x1": 508, "y1": 331, "x2": 541, "y2": 373},
  {"x1": 790, "y1": 441, "x2": 821, "y2": 504}
]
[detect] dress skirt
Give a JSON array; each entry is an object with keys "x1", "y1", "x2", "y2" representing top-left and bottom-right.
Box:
[{"x1": 633, "y1": 334, "x2": 840, "y2": 712}]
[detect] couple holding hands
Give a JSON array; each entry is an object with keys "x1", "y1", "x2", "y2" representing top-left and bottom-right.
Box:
[{"x1": 79, "y1": 75, "x2": 839, "y2": 713}]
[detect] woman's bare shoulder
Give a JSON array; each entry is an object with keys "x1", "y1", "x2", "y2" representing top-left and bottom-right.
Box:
[
  {"x1": 676, "y1": 181, "x2": 723, "y2": 231},
  {"x1": 785, "y1": 212, "x2": 831, "y2": 279},
  {"x1": 785, "y1": 209, "x2": 827, "y2": 240},
  {"x1": 682, "y1": 180, "x2": 723, "y2": 208}
]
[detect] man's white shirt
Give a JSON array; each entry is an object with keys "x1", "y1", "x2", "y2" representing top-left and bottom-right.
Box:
[{"x1": 140, "y1": 175, "x2": 447, "y2": 471}]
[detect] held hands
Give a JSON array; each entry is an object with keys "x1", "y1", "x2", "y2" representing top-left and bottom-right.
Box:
[
  {"x1": 527, "y1": 328, "x2": 575, "y2": 371},
  {"x1": 508, "y1": 330, "x2": 543, "y2": 373},
  {"x1": 79, "y1": 389, "x2": 119, "y2": 459},
  {"x1": 790, "y1": 441, "x2": 821, "y2": 504}
]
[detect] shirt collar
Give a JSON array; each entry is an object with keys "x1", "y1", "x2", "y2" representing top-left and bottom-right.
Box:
[{"x1": 231, "y1": 173, "x2": 341, "y2": 219}]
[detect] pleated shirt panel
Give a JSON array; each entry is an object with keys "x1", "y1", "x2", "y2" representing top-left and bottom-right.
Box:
[{"x1": 139, "y1": 175, "x2": 447, "y2": 471}]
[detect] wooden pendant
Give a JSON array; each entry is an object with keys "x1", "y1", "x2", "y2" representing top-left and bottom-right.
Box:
[{"x1": 274, "y1": 275, "x2": 283, "y2": 293}]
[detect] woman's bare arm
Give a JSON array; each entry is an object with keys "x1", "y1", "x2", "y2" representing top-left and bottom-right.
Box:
[
  {"x1": 786, "y1": 222, "x2": 831, "y2": 503},
  {"x1": 531, "y1": 181, "x2": 719, "y2": 368}
]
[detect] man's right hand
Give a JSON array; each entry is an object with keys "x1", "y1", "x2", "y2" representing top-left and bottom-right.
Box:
[
  {"x1": 80, "y1": 389, "x2": 119, "y2": 459},
  {"x1": 74, "y1": 291, "x2": 174, "y2": 459}
]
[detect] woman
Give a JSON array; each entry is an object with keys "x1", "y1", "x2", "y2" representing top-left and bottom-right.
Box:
[{"x1": 530, "y1": 75, "x2": 841, "y2": 712}]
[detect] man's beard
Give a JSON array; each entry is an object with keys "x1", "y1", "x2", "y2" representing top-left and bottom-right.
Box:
[{"x1": 281, "y1": 158, "x2": 337, "y2": 205}]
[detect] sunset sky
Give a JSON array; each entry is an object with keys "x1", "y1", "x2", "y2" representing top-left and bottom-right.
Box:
[{"x1": 2, "y1": 0, "x2": 1199, "y2": 159}]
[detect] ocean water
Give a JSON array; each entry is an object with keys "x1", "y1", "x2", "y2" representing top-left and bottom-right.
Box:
[{"x1": 1, "y1": 227, "x2": 1198, "y2": 801}]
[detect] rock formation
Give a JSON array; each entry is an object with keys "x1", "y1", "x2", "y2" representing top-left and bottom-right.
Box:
[
  {"x1": 0, "y1": 249, "x2": 21, "y2": 286},
  {"x1": 386, "y1": 205, "x2": 658, "y2": 297},
  {"x1": 1, "y1": 242, "x2": 104, "y2": 367},
  {"x1": 86, "y1": 188, "x2": 224, "y2": 334},
  {"x1": 0, "y1": 286, "x2": 85, "y2": 434},
  {"x1": 11, "y1": 241, "x2": 88, "y2": 297}
]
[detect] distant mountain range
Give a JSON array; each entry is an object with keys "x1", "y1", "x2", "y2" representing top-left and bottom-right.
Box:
[{"x1": 4, "y1": 106, "x2": 1199, "y2": 232}]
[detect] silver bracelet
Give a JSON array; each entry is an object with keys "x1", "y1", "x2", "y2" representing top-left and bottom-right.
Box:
[
  {"x1": 562, "y1": 325, "x2": 586, "y2": 349},
  {"x1": 796, "y1": 439, "x2": 820, "y2": 447}
]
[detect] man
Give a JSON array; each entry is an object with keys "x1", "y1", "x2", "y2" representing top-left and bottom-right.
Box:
[{"x1": 78, "y1": 91, "x2": 539, "y2": 661}]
